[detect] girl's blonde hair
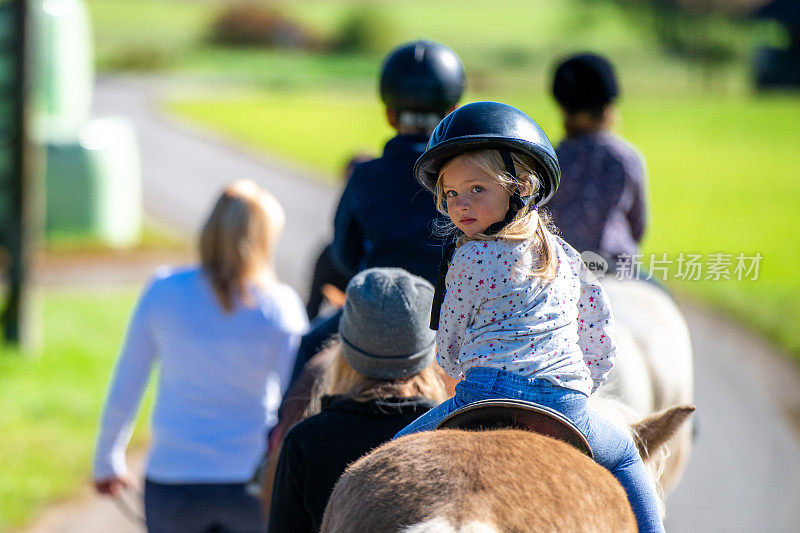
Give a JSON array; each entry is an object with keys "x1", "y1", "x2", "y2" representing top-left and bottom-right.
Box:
[
  {"x1": 304, "y1": 346, "x2": 449, "y2": 417},
  {"x1": 199, "y1": 180, "x2": 285, "y2": 312},
  {"x1": 434, "y1": 150, "x2": 558, "y2": 280}
]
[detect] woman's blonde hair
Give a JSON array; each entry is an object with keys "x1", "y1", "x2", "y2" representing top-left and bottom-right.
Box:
[
  {"x1": 434, "y1": 150, "x2": 558, "y2": 280},
  {"x1": 199, "y1": 180, "x2": 285, "y2": 312},
  {"x1": 304, "y1": 346, "x2": 449, "y2": 417}
]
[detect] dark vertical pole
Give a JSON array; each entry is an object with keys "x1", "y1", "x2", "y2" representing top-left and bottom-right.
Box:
[{"x1": 2, "y1": 0, "x2": 37, "y2": 350}]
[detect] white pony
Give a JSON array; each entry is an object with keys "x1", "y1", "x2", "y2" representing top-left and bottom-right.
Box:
[{"x1": 591, "y1": 277, "x2": 694, "y2": 493}]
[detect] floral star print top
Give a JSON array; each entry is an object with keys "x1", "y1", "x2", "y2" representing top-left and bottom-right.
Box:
[{"x1": 437, "y1": 235, "x2": 615, "y2": 396}]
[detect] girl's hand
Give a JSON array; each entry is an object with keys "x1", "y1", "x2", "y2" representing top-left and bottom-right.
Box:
[{"x1": 94, "y1": 471, "x2": 136, "y2": 496}]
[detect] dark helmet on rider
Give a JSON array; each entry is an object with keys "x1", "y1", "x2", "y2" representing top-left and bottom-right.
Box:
[
  {"x1": 413, "y1": 101, "x2": 560, "y2": 207},
  {"x1": 552, "y1": 53, "x2": 619, "y2": 113},
  {"x1": 380, "y1": 40, "x2": 465, "y2": 114}
]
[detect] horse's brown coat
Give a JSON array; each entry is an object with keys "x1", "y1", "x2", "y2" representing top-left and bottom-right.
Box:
[{"x1": 321, "y1": 429, "x2": 637, "y2": 533}]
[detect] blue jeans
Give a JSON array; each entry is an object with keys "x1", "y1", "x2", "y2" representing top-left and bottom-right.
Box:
[
  {"x1": 144, "y1": 479, "x2": 266, "y2": 533},
  {"x1": 395, "y1": 367, "x2": 665, "y2": 533}
]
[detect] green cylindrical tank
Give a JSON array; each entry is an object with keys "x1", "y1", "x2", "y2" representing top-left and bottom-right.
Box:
[
  {"x1": 0, "y1": 4, "x2": 16, "y2": 94},
  {"x1": 30, "y1": 0, "x2": 93, "y2": 141},
  {"x1": 45, "y1": 118, "x2": 142, "y2": 247}
]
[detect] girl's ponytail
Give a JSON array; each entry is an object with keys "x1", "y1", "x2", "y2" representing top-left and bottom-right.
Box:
[{"x1": 531, "y1": 210, "x2": 558, "y2": 280}]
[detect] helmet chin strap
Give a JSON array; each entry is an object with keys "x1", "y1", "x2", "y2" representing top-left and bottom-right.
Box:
[{"x1": 485, "y1": 149, "x2": 535, "y2": 235}]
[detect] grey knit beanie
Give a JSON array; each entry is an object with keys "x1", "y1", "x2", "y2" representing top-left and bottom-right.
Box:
[{"x1": 339, "y1": 268, "x2": 436, "y2": 379}]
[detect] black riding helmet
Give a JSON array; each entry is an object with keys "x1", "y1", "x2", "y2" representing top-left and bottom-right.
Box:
[
  {"x1": 416, "y1": 102, "x2": 561, "y2": 330},
  {"x1": 552, "y1": 53, "x2": 619, "y2": 113},
  {"x1": 380, "y1": 40, "x2": 465, "y2": 114},
  {"x1": 414, "y1": 101, "x2": 560, "y2": 207}
]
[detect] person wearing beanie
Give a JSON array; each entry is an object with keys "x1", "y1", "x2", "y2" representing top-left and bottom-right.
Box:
[
  {"x1": 267, "y1": 268, "x2": 448, "y2": 533},
  {"x1": 259, "y1": 41, "x2": 466, "y2": 499},
  {"x1": 547, "y1": 52, "x2": 649, "y2": 275}
]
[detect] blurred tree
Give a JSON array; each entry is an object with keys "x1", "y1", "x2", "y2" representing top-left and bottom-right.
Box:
[
  {"x1": 751, "y1": 0, "x2": 800, "y2": 88},
  {"x1": 612, "y1": 0, "x2": 752, "y2": 91},
  {"x1": 333, "y1": 6, "x2": 398, "y2": 55},
  {"x1": 208, "y1": 3, "x2": 320, "y2": 50}
]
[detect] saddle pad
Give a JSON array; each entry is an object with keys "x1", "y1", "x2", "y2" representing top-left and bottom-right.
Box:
[{"x1": 436, "y1": 398, "x2": 593, "y2": 458}]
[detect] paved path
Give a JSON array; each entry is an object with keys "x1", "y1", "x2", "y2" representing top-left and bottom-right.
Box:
[
  {"x1": 21, "y1": 75, "x2": 800, "y2": 532},
  {"x1": 666, "y1": 301, "x2": 800, "y2": 531},
  {"x1": 92, "y1": 75, "x2": 339, "y2": 296}
]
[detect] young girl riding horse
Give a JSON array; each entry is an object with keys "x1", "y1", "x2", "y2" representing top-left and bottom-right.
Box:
[{"x1": 394, "y1": 101, "x2": 664, "y2": 533}]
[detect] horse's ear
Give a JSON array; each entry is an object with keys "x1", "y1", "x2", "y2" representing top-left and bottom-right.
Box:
[
  {"x1": 632, "y1": 404, "x2": 695, "y2": 458},
  {"x1": 321, "y1": 284, "x2": 347, "y2": 309}
]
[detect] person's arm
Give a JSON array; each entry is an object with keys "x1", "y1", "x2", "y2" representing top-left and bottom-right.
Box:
[
  {"x1": 627, "y1": 157, "x2": 648, "y2": 245},
  {"x1": 576, "y1": 267, "x2": 616, "y2": 393},
  {"x1": 305, "y1": 246, "x2": 330, "y2": 320},
  {"x1": 92, "y1": 278, "x2": 160, "y2": 490},
  {"x1": 329, "y1": 181, "x2": 364, "y2": 278},
  {"x1": 268, "y1": 433, "x2": 314, "y2": 533},
  {"x1": 273, "y1": 293, "x2": 310, "y2": 399}
]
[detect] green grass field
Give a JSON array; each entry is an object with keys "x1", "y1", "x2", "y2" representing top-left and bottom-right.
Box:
[{"x1": 0, "y1": 288, "x2": 150, "y2": 531}]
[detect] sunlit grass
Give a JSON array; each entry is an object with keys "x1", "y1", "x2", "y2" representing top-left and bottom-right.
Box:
[
  {"x1": 166, "y1": 88, "x2": 395, "y2": 180},
  {"x1": 87, "y1": 0, "x2": 222, "y2": 69},
  {"x1": 86, "y1": 0, "x2": 757, "y2": 95},
  {"x1": 624, "y1": 95, "x2": 800, "y2": 355},
  {"x1": 0, "y1": 288, "x2": 152, "y2": 530}
]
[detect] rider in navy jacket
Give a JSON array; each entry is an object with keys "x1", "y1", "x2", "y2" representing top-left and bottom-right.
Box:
[
  {"x1": 329, "y1": 40, "x2": 465, "y2": 286},
  {"x1": 330, "y1": 133, "x2": 442, "y2": 284},
  {"x1": 272, "y1": 40, "x2": 465, "y2": 443},
  {"x1": 306, "y1": 40, "x2": 465, "y2": 322}
]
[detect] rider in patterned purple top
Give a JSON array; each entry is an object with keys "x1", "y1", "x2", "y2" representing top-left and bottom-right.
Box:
[{"x1": 546, "y1": 53, "x2": 648, "y2": 269}]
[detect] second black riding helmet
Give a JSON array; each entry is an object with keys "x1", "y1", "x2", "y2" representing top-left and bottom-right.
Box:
[
  {"x1": 380, "y1": 40, "x2": 466, "y2": 114},
  {"x1": 414, "y1": 101, "x2": 561, "y2": 207}
]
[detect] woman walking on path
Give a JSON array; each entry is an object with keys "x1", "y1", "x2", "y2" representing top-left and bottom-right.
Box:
[{"x1": 92, "y1": 180, "x2": 308, "y2": 532}]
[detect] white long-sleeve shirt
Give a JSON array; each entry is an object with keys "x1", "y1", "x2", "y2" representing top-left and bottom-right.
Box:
[
  {"x1": 93, "y1": 266, "x2": 308, "y2": 483},
  {"x1": 437, "y1": 235, "x2": 615, "y2": 396}
]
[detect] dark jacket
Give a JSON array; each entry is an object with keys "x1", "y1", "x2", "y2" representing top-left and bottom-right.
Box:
[
  {"x1": 286, "y1": 309, "x2": 342, "y2": 389},
  {"x1": 267, "y1": 395, "x2": 436, "y2": 533},
  {"x1": 330, "y1": 134, "x2": 444, "y2": 285},
  {"x1": 304, "y1": 244, "x2": 351, "y2": 321}
]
